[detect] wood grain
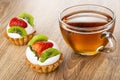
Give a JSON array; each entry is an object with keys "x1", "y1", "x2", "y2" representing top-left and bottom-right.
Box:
[{"x1": 0, "y1": 0, "x2": 120, "y2": 80}]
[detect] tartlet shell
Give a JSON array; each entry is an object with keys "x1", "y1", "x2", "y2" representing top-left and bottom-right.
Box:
[
  {"x1": 25, "y1": 53, "x2": 63, "y2": 73},
  {"x1": 4, "y1": 31, "x2": 36, "y2": 46}
]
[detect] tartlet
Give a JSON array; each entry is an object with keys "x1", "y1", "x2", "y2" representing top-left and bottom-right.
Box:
[
  {"x1": 25, "y1": 34, "x2": 63, "y2": 73},
  {"x1": 4, "y1": 12, "x2": 36, "y2": 46}
]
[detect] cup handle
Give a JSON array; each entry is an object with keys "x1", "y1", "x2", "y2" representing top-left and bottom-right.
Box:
[{"x1": 98, "y1": 32, "x2": 116, "y2": 53}]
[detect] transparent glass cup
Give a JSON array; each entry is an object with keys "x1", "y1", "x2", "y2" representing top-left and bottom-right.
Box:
[{"x1": 59, "y1": 4, "x2": 116, "y2": 56}]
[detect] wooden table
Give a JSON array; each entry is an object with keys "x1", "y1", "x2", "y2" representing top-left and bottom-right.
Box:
[{"x1": 0, "y1": 0, "x2": 120, "y2": 80}]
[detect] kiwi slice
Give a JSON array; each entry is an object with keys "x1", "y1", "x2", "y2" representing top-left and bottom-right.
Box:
[
  {"x1": 28, "y1": 34, "x2": 48, "y2": 46},
  {"x1": 40, "y1": 48, "x2": 60, "y2": 63},
  {"x1": 18, "y1": 12, "x2": 34, "y2": 27},
  {"x1": 8, "y1": 26, "x2": 27, "y2": 38}
]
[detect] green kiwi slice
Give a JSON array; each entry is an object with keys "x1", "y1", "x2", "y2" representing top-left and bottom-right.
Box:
[
  {"x1": 40, "y1": 48, "x2": 60, "y2": 63},
  {"x1": 18, "y1": 12, "x2": 34, "y2": 27},
  {"x1": 8, "y1": 26, "x2": 27, "y2": 38},
  {"x1": 28, "y1": 34, "x2": 48, "y2": 46}
]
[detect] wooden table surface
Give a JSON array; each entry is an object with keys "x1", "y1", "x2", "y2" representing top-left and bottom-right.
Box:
[{"x1": 0, "y1": 0, "x2": 120, "y2": 80}]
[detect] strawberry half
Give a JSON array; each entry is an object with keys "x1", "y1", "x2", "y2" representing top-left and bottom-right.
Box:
[
  {"x1": 10, "y1": 17, "x2": 27, "y2": 28},
  {"x1": 32, "y1": 41, "x2": 53, "y2": 56}
]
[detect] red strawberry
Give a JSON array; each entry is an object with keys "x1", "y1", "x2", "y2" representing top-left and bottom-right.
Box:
[
  {"x1": 10, "y1": 17, "x2": 27, "y2": 28},
  {"x1": 32, "y1": 41, "x2": 53, "y2": 56}
]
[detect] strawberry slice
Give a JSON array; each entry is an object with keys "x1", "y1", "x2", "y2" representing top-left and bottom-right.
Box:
[
  {"x1": 32, "y1": 41, "x2": 53, "y2": 56},
  {"x1": 10, "y1": 17, "x2": 27, "y2": 28}
]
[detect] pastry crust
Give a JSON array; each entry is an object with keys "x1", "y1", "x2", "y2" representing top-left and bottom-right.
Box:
[
  {"x1": 25, "y1": 53, "x2": 63, "y2": 73},
  {"x1": 4, "y1": 31, "x2": 36, "y2": 46}
]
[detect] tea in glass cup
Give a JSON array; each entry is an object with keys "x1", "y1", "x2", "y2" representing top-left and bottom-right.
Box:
[{"x1": 59, "y1": 4, "x2": 116, "y2": 56}]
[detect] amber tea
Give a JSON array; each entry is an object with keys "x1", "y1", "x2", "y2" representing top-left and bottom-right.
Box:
[{"x1": 59, "y1": 5, "x2": 116, "y2": 55}]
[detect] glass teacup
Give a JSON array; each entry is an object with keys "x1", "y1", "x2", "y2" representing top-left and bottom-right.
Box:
[{"x1": 59, "y1": 4, "x2": 116, "y2": 56}]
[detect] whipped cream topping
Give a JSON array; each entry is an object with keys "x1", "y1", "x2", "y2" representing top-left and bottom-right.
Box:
[
  {"x1": 26, "y1": 40, "x2": 60, "y2": 66},
  {"x1": 7, "y1": 18, "x2": 35, "y2": 38}
]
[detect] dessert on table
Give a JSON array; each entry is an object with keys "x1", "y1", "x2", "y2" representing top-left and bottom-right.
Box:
[
  {"x1": 4, "y1": 12, "x2": 36, "y2": 46},
  {"x1": 25, "y1": 34, "x2": 63, "y2": 73}
]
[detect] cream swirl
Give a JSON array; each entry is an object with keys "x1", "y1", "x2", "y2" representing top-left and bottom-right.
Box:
[
  {"x1": 7, "y1": 18, "x2": 35, "y2": 38},
  {"x1": 26, "y1": 40, "x2": 60, "y2": 66}
]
